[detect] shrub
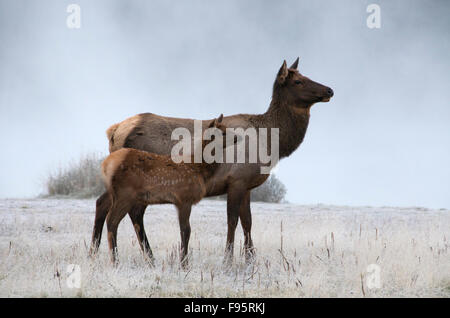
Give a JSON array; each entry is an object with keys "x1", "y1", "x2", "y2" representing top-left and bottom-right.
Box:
[
  {"x1": 45, "y1": 153, "x2": 105, "y2": 198},
  {"x1": 250, "y1": 174, "x2": 287, "y2": 203},
  {"x1": 213, "y1": 174, "x2": 287, "y2": 203}
]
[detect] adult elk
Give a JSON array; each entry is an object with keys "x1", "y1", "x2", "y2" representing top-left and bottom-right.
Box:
[{"x1": 90, "y1": 58, "x2": 334, "y2": 265}]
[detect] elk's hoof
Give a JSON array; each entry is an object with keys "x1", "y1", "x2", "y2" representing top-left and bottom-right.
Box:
[
  {"x1": 180, "y1": 257, "x2": 190, "y2": 270},
  {"x1": 147, "y1": 257, "x2": 156, "y2": 268}
]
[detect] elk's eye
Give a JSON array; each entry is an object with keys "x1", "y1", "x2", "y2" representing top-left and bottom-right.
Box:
[{"x1": 295, "y1": 80, "x2": 302, "y2": 85}]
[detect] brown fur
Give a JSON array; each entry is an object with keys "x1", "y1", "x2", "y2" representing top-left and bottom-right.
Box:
[
  {"x1": 102, "y1": 116, "x2": 228, "y2": 265},
  {"x1": 106, "y1": 123, "x2": 119, "y2": 146},
  {"x1": 90, "y1": 58, "x2": 333, "y2": 264}
]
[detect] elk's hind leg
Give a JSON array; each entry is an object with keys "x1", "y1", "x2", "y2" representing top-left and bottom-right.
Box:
[
  {"x1": 89, "y1": 192, "x2": 111, "y2": 257},
  {"x1": 176, "y1": 204, "x2": 192, "y2": 269},
  {"x1": 129, "y1": 204, "x2": 155, "y2": 266},
  {"x1": 106, "y1": 197, "x2": 132, "y2": 264}
]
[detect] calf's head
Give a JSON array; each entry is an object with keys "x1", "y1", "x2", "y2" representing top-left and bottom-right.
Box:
[
  {"x1": 274, "y1": 58, "x2": 334, "y2": 108},
  {"x1": 204, "y1": 114, "x2": 239, "y2": 147}
]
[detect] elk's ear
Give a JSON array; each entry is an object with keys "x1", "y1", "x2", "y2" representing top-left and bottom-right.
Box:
[
  {"x1": 207, "y1": 118, "x2": 216, "y2": 128},
  {"x1": 276, "y1": 60, "x2": 288, "y2": 84},
  {"x1": 290, "y1": 57, "x2": 299, "y2": 70}
]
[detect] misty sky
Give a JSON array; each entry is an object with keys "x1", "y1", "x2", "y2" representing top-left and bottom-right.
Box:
[{"x1": 0, "y1": 0, "x2": 449, "y2": 208}]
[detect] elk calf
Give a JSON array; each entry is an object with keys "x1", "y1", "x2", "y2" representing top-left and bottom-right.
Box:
[{"x1": 101, "y1": 115, "x2": 227, "y2": 266}]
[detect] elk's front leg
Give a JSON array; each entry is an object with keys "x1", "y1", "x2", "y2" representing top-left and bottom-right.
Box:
[
  {"x1": 239, "y1": 190, "x2": 255, "y2": 263},
  {"x1": 89, "y1": 192, "x2": 111, "y2": 257},
  {"x1": 224, "y1": 183, "x2": 247, "y2": 267},
  {"x1": 177, "y1": 204, "x2": 192, "y2": 269}
]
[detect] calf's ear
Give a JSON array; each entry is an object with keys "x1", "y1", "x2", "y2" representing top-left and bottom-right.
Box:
[
  {"x1": 213, "y1": 114, "x2": 226, "y2": 133},
  {"x1": 207, "y1": 118, "x2": 216, "y2": 128}
]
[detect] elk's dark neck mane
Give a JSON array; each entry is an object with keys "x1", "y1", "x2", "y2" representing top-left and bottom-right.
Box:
[
  {"x1": 250, "y1": 98, "x2": 311, "y2": 159},
  {"x1": 197, "y1": 162, "x2": 219, "y2": 178},
  {"x1": 189, "y1": 156, "x2": 220, "y2": 180}
]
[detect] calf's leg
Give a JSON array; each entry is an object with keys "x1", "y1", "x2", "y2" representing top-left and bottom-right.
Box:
[
  {"x1": 129, "y1": 204, "x2": 154, "y2": 265},
  {"x1": 106, "y1": 199, "x2": 131, "y2": 264}
]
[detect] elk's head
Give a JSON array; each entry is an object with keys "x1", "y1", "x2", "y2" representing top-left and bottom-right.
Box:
[
  {"x1": 207, "y1": 114, "x2": 225, "y2": 134},
  {"x1": 273, "y1": 58, "x2": 334, "y2": 108},
  {"x1": 203, "y1": 114, "x2": 226, "y2": 149}
]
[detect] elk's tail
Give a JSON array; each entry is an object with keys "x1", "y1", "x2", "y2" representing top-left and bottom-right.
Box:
[
  {"x1": 106, "y1": 123, "x2": 119, "y2": 144},
  {"x1": 101, "y1": 157, "x2": 113, "y2": 192},
  {"x1": 101, "y1": 149, "x2": 129, "y2": 192}
]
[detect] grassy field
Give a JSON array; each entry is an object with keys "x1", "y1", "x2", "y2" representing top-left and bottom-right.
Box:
[{"x1": 0, "y1": 198, "x2": 448, "y2": 297}]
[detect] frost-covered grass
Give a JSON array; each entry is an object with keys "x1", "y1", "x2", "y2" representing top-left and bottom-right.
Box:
[{"x1": 0, "y1": 198, "x2": 448, "y2": 297}]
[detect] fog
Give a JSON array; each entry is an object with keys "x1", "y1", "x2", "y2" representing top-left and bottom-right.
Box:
[{"x1": 1, "y1": 0, "x2": 449, "y2": 208}]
